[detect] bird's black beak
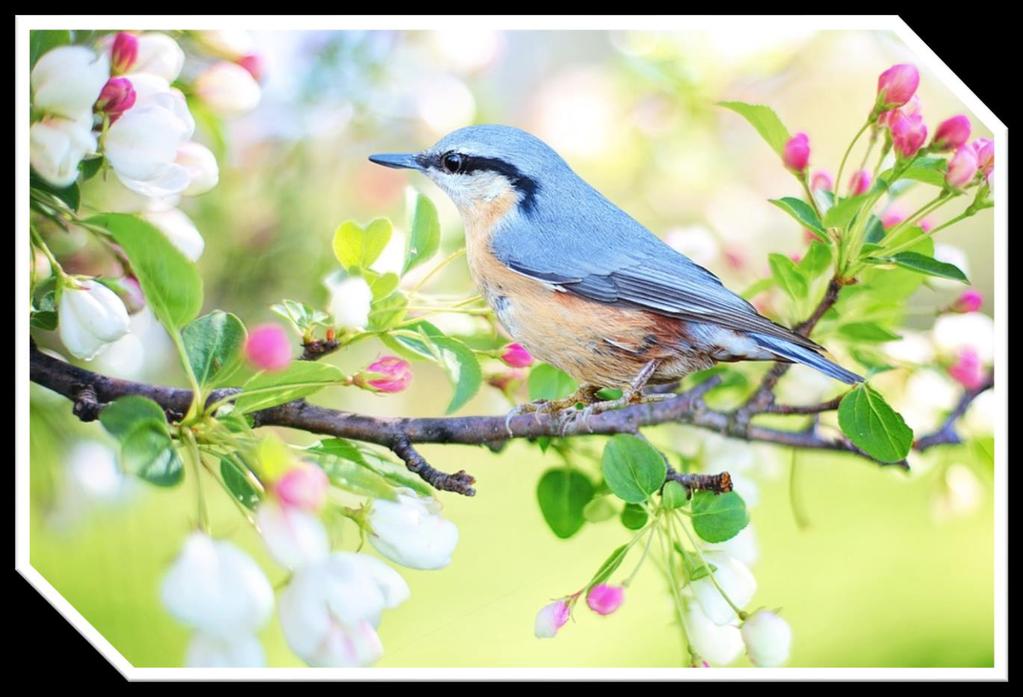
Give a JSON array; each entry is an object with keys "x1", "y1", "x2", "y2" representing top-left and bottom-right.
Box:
[{"x1": 368, "y1": 153, "x2": 424, "y2": 171}]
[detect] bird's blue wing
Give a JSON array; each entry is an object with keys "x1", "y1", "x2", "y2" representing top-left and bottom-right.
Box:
[{"x1": 491, "y1": 187, "x2": 822, "y2": 351}]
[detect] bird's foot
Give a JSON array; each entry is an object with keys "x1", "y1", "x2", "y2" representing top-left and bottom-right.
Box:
[{"x1": 503, "y1": 386, "x2": 602, "y2": 438}]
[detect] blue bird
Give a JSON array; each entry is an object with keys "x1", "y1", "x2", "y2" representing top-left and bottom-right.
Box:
[{"x1": 370, "y1": 125, "x2": 861, "y2": 411}]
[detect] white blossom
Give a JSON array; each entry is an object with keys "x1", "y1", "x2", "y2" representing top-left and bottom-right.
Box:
[
  {"x1": 327, "y1": 275, "x2": 373, "y2": 331},
  {"x1": 31, "y1": 46, "x2": 109, "y2": 119},
  {"x1": 30, "y1": 115, "x2": 96, "y2": 188},
  {"x1": 104, "y1": 93, "x2": 194, "y2": 198},
  {"x1": 142, "y1": 208, "x2": 205, "y2": 261},
  {"x1": 932, "y1": 312, "x2": 995, "y2": 364},
  {"x1": 741, "y1": 610, "x2": 792, "y2": 667},
  {"x1": 194, "y1": 61, "x2": 261, "y2": 117},
  {"x1": 256, "y1": 499, "x2": 330, "y2": 570},
  {"x1": 176, "y1": 142, "x2": 220, "y2": 196},
  {"x1": 160, "y1": 532, "x2": 274, "y2": 640},
  {"x1": 368, "y1": 489, "x2": 459, "y2": 570},
  {"x1": 185, "y1": 633, "x2": 265, "y2": 667},
  {"x1": 691, "y1": 551, "x2": 757, "y2": 625},
  {"x1": 58, "y1": 279, "x2": 131, "y2": 360},
  {"x1": 706, "y1": 524, "x2": 758, "y2": 568},
  {"x1": 278, "y1": 552, "x2": 409, "y2": 667},
  {"x1": 684, "y1": 600, "x2": 744, "y2": 666}
]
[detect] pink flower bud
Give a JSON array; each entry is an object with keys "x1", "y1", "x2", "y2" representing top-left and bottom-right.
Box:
[
  {"x1": 782, "y1": 133, "x2": 810, "y2": 173},
  {"x1": 919, "y1": 217, "x2": 935, "y2": 233},
  {"x1": 534, "y1": 600, "x2": 571, "y2": 638},
  {"x1": 932, "y1": 115, "x2": 971, "y2": 151},
  {"x1": 500, "y1": 342, "x2": 534, "y2": 368},
  {"x1": 487, "y1": 369, "x2": 526, "y2": 394},
  {"x1": 810, "y1": 169, "x2": 833, "y2": 192},
  {"x1": 358, "y1": 356, "x2": 412, "y2": 394},
  {"x1": 948, "y1": 347, "x2": 985, "y2": 389},
  {"x1": 236, "y1": 54, "x2": 264, "y2": 83},
  {"x1": 94, "y1": 77, "x2": 136, "y2": 123},
  {"x1": 586, "y1": 584, "x2": 624, "y2": 616},
  {"x1": 245, "y1": 323, "x2": 293, "y2": 372},
  {"x1": 890, "y1": 112, "x2": 928, "y2": 159},
  {"x1": 275, "y1": 462, "x2": 329, "y2": 512},
  {"x1": 877, "y1": 63, "x2": 919, "y2": 109},
  {"x1": 110, "y1": 32, "x2": 139, "y2": 75},
  {"x1": 881, "y1": 208, "x2": 906, "y2": 230},
  {"x1": 848, "y1": 169, "x2": 871, "y2": 196},
  {"x1": 946, "y1": 145, "x2": 979, "y2": 188},
  {"x1": 949, "y1": 289, "x2": 983, "y2": 314},
  {"x1": 972, "y1": 138, "x2": 993, "y2": 176},
  {"x1": 789, "y1": 252, "x2": 802, "y2": 263}
]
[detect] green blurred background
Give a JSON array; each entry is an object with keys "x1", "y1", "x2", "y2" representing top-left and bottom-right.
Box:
[{"x1": 29, "y1": 28, "x2": 994, "y2": 668}]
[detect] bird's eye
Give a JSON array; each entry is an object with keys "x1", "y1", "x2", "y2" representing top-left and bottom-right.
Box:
[{"x1": 441, "y1": 152, "x2": 464, "y2": 174}]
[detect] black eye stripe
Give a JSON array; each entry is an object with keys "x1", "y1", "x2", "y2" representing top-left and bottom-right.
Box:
[{"x1": 430, "y1": 152, "x2": 539, "y2": 212}]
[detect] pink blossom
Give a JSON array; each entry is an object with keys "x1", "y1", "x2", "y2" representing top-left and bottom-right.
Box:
[
  {"x1": 236, "y1": 54, "x2": 264, "y2": 83},
  {"x1": 500, "y1": 343, "x2": 534, "y2": 368},
  {"x1": 244, "y1": 324, "x2": 293, "y2": 372},
  {"x1": 949, "y1": 289, "x2": 983, "y2": 314},
  {"x1": 877, "y1": 64, "x2": 920, "y2": 109},
  {"x1": 948, "y1": 347, "x2": 985, "y2": 389},
  {"x1": 890, "y1": 111, "x2": 928, "y2": 158},
  {"x1": 782, "y1": 133, "x2": 810, "y2": 173},
  {"x1": 932, "y1": 115, "x2": 971, "y2": 151},
  {"x1": 586, "y1": 584, "x2": 624, "y2": 616},
  {"x1": 534, "y1": 600, "x2": 571, "y2": 638},
  {"x1": 848, "y1": 169, "x2": 872, "y2": 196},
  {"x1": 110, "y1": 32, "x2": 139, "y2": 75},
  {"x1": 972, "y1": 138, "x2": 994, "y2": 177},
  {"x1": 946, "y1": 145, "x2": 979, "y2": 187},
  {"x1": 877, "y1": 95, "x2": 921, "y2": 128},
  {"x1": 94, "y1": 77, "x2": 136, "y2": 122},
  {"x1": 881, "y1": 208, "x2": 906, "y2": 230},
  {"x1": 275, "y1": 463, "x2": 329, "y2": 512},
  {"x1": 360, "y1": 356, "x2": 412, "y2": 393},
  {"x1": 810, "y1": 170, "x2": 833, "y2": 192},
  {"x1": 919, "y1": 218, "x2": 935, "y2": 233}
]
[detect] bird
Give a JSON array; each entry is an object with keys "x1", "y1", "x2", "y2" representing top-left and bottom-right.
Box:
[{"x1": 369, "y1": 124, "x2": 861, "y2": 414}]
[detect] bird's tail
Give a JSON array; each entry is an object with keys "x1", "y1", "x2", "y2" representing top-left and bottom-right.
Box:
[{"x1": 750, "y1": 332, "x2": 863, "y2": 384}]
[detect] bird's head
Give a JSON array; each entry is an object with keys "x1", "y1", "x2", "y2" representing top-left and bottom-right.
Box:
[{"x1": 369, "y1": 124, "x2": 570, "y2": 219}]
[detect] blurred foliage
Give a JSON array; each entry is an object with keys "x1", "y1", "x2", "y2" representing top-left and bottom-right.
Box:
[{"x1": 29, "y1": 29, "x2": 994, "y2": 668}]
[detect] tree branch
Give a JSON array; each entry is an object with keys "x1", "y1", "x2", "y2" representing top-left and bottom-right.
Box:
[{"x1": 31, "y1": 338, "x2": 990, "y2": 495}]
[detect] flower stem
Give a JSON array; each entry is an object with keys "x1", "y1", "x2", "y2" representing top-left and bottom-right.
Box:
[{"x1": 835, "y1": 119, "x2": 874, "y2": 199}]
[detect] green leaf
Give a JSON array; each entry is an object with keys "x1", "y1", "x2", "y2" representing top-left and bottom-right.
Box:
[
  {"x1": 381, "y1": 321, "x2": 446, "y2": 361},
  {"x1": 367, "y1": 291, "x2": 408, "y2": 331},
  {"x1": 691, "y1": 491, "x2": 749, "y2": 543},
  {"x1": 768, "y1": 253, "x2": 808, "y2": 300},
  {"x1": 367, "y1": 271, "x2": 400, "y2": 300},
  {"x1": 31, "y1": 173, "x2": 80, "y2": 212},
  {"x1": 120, "y1": 423, "x2": 183, "y2": 486},
  {"x1": 99, "y1": 396, "x2": 167, "y2": 438},
  {"x1": 718, "y1": 101, "x2": 790, "y2": 155},
  {"x1": 234, "y1": 361, "x2": 345, "y2": 414},
  {"x1": 536, "y1": 468, "x2": 595, "y2": 539},
  {"x1": 430, "y1": 336, "x2": 483, "y2": 413},
  {"x1": 799, "y1": 241, "x2": 832, "y2": 279},
  {"x1": 404, "y1": 192, "x2": 441, "y2": 274},
  {"x1": 822, "y1": 194, "x2": 868, "y2": 230},
  {"x1": 601, "y1": 434, "x2": 667, "y2": 504},
  {"x1": 308, "y1": 438, "x2": 432, "y2": 496},
  {"x1": 881, "y1": 157, "x2": 948, "y2": 188},
  {"x1": 182, "y1": 311, "x2": 246, "y2": 388},
  {"x1": 838, "y1": 384, "x2": 913, "y2": 463},
  {"x1": 620, "y1": 502, "x2": 649, "y2": 530},
  {"x1": 863, "y1": 214, "x2": 886, "y2": 244},
  {"x1": 86, "y1": 213, "x2": 203, "y2": 330},
  {"x1": 661, "y1": 480, "x2": 687, "y2": 510},
  {"x1": 769, "y1": 197, "x2": 826, "y2": 241},
  {"x1": 270, "y1": 299, "x2": 331, "y2": 334},
  {"x1": 527, "y1": 364, "x2": 577, "y2": 401},
  {"x1": 30, "y1": 30, "x2": 71, "y2": 67},
  {"x1": 582, "y1": 496, "x2": 618, "y2": 523},
  {"x1": 888, "y1": 252, "x2": 969, "y2": 283},
  {"x1": 79, "y1": 156, "x2": 104, "y2": 181},
  {"x1": 587, "y1": 544, "x2": 629, "y2": 590},
  {"x1": 322, "y1": 457, "x2": 397, "y2": 501},
  {"x1": 332, "y1": 218, "x2": 392, "y2": 271},
  {"x1": 838, "y1": 322, "x2": 902, "y2": 343},
  {"x1": 220, "y1": 457, "x2": 262, "y2": 509}
]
